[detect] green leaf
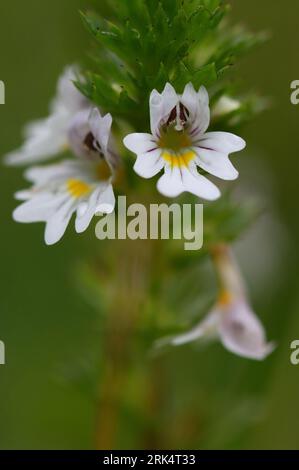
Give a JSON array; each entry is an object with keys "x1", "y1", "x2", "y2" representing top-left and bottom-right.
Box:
[{"x1": 174, "y1": 62, "x2": 218, "y2": 91}]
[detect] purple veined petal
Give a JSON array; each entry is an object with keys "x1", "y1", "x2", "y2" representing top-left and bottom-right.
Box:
[
  {"x1": 196, "y1": 132, "x2": 246, "y2": 153},
  {"x1": 149, "y1": 83, "x2": 178, "y2": 137},
  {"x1": 180, "y1": 83, "x2": 199, "y2": 118},
  {"x1": 193, "y1": 147, "x2": 239, "y2": 181},
  {"x1": 67, "y1": 108, "x2": 92, "y2": 159},
  {"x1": 133, "y1": 149, "x2": 164, "y2": 179},
  {"x1": 182, "y1": 85, "x2": 210, "y2": 137},
  {"x1": 123, "y1": 133, "x2": 158, "y2": 155},
  {"x1": 89, "y1": 108, "x2": 113, "y2": 156}
]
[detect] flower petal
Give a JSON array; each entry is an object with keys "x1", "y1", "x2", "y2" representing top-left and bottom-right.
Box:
[
  {"x1": 123, "y1": 133, "x2": 157, "y2": 155},
  {"x1": 197, "y1": 132, "x2": 246, "y2": 154},
  {"x1": 89, "y1": 108, "x2": 112, "y2": 156},
  {"x1": 4, "y1": 111, "x2": 68, "y2": 166},
  {"x1": 75, "y1": 184, "x2": 115, "y2": 234},
  {"x1": 134, "y1": 149, "x2": 163, "y2": 179},
  {"x1": 44, "y1": 198, "x2": 76, "y2": 245},
  {"x1": 67, "y1": 108, "x2": 92, "y2": 159},
  {"x1": 13, "y1": 193, "x2": 66, "y2": 223},
  {"x1": 219, "y1": 299, "x2": 275, "y2": 360},
  {"x1": 181, "y1": 84, "x2": 210, "y2": 136},
  {"x1": 25, "y1": 160, "x2": 85, "y2": 185},
  {"x1": 149, "y1": 83, "x2": 178, "y2": 137},
  {"x1": 170, "y1": 310, "x2": 219, "y2": 346},
  {"x1": 181, "y1": 164, "x2": 221, "y2": 200},
  {"x1": 75, "y1": 186, "x2": 102, "y2": 234},
  {"x1": 193, "y1": 132, "x2": 246, "y2": 180},
  {"x1": 54, "y1": 65, "x2": 87, "y2": 113},
  {"x1": 194, "y1": 148, "x2": 239, "y2": 181},
  {"x1": 157, "y1": 165, "x2": 185, "y2": 198},
  {"x1": 5, "y1": 66, "x2": 87, "y2": 166},
  {"x1": 14, "y1": 190, "x2": 33, "y2": 201},
  {"x1": 96, "y1": 184, "x2": 116, "y2": 215}
]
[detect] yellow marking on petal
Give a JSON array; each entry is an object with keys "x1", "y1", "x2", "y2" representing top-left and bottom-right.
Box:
[
  {"x1": 162, "y1": 150, "x2": 196, "y2": 168},
  {"x1": 218, "y1": 290, "x2": 233, "y2": 306},
  {"x1": 67, "y1": 179, "x2": 91, "y2": 198}
]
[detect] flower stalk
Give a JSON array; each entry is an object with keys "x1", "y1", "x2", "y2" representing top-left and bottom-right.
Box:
[{"x1": 94, "y1": 237, "x2": 153, "y2": 449}]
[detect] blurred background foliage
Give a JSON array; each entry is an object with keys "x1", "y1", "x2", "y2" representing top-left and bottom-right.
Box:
[{"x1": 0, "y1": 0, "x2": 299, "y2": 450}]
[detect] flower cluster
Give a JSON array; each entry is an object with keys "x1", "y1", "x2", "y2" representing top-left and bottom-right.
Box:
[
  {"x1": 6, "y1": 68, "x2": 245, "y2": 245},
  {"x1": 5, "y1": 66, "x2": 273, "y2": 360},
  {"x1": 7, "y1": 67, "x2": 116, "y2": 245}
]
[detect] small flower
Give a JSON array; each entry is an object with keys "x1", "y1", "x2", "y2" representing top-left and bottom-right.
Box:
[
  {"x1": 170, "y1": 292, "x2": 274, "y2": 360},
  {"x1": 67, "y1": 107, "x2": 119, "y2": 170},
  {"x1": 4, "y1": 66, "x2": 88, "y2": 166},
  {"x1": 124, "y1": 83, "x2": 246, "y2": 200},
  {"x1": 13, "y1": 109, "x2": 116, "y2": 245},
  {"x1": 160, "y1": 246, "x2": 274, "y2": 360}
]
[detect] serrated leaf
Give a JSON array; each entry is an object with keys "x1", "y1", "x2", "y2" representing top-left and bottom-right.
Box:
[{"x1": 174, "y1": 62, "x2": 217, "y2": 91}]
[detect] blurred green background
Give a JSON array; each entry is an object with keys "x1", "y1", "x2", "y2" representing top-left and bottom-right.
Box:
[{"x1": 0, "y1": 0, "x2": 299, "y2": 449}]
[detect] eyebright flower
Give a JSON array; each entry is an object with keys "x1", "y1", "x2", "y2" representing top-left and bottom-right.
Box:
[
  {"x1": 164, "y1": 247, "x2": 274, "y2": 360},
  {"x1": 170, "y1": 293, "x2": 274, "y2": 360},
  {"x1": 13, "y1": 109, "x2": 116, "y2": 245},
  {"x1": 124, "y1": 83, "x2": 246, "y2": 200},
  {"x1": 4, "y1": 66, "x2": 88, "y2": 166}
]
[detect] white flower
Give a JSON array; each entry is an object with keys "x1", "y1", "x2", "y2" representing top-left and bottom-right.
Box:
[
  {"x1": 160, "y1": 246, "x2": 274, "y2": 360},
  {"x1": 13, "y1": 109, "x2": 116, "y2": 245},
  {"x1": 5, "y1": 66, "x2": 88, "y2": 166},
  {"x1": 170, "y1": 293, "x2": 275, "y2": 360},
  {"x1": 124, "y1": 83, "x2": 246, "y2": 200}
]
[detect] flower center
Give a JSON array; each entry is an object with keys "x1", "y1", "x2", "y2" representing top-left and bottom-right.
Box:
[
  {"x1": 159, "y1": 127, "x2": 192, "y2": 153},
  {"x1": 159, "y1": 127, "x2": 195, "y2": 167},
  {"x1": 67, "y1": 179, "x2": 91, "y2": 198}
]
